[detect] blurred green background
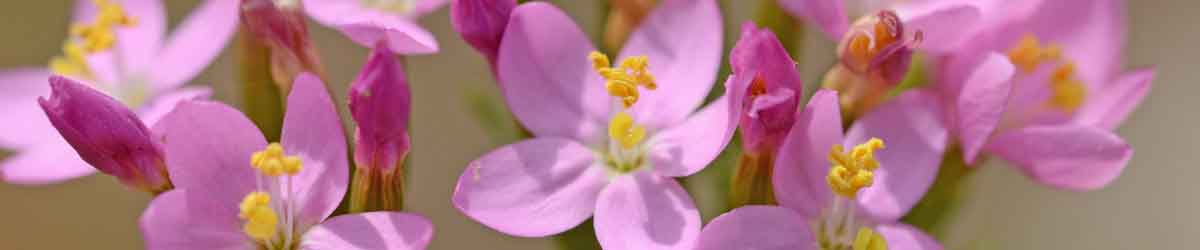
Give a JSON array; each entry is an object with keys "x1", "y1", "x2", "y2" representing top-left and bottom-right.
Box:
[{"x1": 0, "y1": 1, "x2": 1194, "y2": 249}]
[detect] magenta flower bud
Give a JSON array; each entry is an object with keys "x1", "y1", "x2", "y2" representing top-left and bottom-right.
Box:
[
  {"x1": 347, "y1": 42, "x2": 412, "y2": 212},
  {"x1": 729, "y1": 22, "x2": 804, "y2": 155},
  {"x1": 38, "y1": 76, "x2": 171, "y2": 194},
  {"x1": 451, "y1": 0, "x2": 516, "y2": 64}
]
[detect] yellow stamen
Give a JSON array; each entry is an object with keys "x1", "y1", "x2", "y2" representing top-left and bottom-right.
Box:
[
  {"x1": 251, "y1": 143, "x2": 304, "y2": 177},
  {"x1": 608, "y1": 112, "x2": 646, "y2": 149},
  {"x1": 827, "y1": 138, "x2": 885, "y2": 198},
  {"x1": 1048, "y1": 63, "x2": 1086, "y2": 112},
  {"x1": 49, "y1": 0, "x2": 137, "y2": 77},
  {"x1": 1006, "y1": 34, "x2": 1062, "y2": 73},
  {"x1": 238, "y1": 192, "x2": 278, "y2": 241},
  {"x1": 852, "y1": 227, "x2": 888, "y2": 250},
  {"x1": 590, "y1": 51, "x2": 658, "y2": 108}
]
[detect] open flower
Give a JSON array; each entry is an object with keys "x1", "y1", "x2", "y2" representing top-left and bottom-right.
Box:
[
  {"x1": 934, "y1": 0, "x2": 1148, "y2": 191},
  {"x1": 451, "y1": 1, "x2": 728, "y2": 249},
  {"x1": 0, "y1": 0, "x2": 238, "y2": 185},
  {"x1": 140, "y1": 73, "x2": 433, "y2": 250},
  {"x1": 697, "y1": 90, "x2": 948, "y2": 250},
  {"x1": 303, "y1": 0, "x2": 448, "y2": 54}
]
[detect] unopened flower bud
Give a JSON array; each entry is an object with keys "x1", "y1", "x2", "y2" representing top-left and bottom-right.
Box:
[
  {"x1": 451, "y1": 0, "x2": 516, "y2": 65},
  {"x1": 38, "y1": 76, "x2": 171, "y2": 194},
  {"x1": 347, "y1": 42, "x2": 412, "y2": 212},
  {"x1": 240, "y1": 0, "x2": 325, "y2": 91}
]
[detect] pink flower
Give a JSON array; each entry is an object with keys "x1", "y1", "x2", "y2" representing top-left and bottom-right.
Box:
[
  {"x1": 349, "y1": 42, "x2": 412, "y2": 173},
  {"x1": 0, "y1": 0, "x2": 238, "y2": 185},
  {"x1": 302, "y1": 0, "x2": 448, "y2": 54},
  {"x1": 140, "y1": 73, "x2": 433, "y2": 250},
  {"x1": 934, "y1": 0, "x2": 1150, "y2": 191},
  {"x1": 696, "y1": 90, "x2": 948, "y2": 250},
  {"x1": 39, "y1": 76, "x2": 170, "y2": 193},
  {"x1": 451, "y1": 0, "x2": 516, "y2": 65},
  {"x1": 451, "y1": 1, "x2": 729, "y2": 249}
]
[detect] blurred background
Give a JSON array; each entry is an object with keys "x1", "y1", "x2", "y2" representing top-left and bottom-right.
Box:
[{"x1": 0, "y1": 0, "x2": 1194, "y2": 249}]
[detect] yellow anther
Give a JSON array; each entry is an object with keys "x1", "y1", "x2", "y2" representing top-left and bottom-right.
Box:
[
  {"x1": 251, "y1": 143, "x2": 303, "y2": 176},
  {"x1": 1048, "y1": 63, "x2": 1086, "y2": 113},
  {"x1": 238, "y1": 192, "x2": 278, "y2": 241},
  {"x1": 49, "y1": 0, "x2": 137, "y2": 77},
  {"x1": 608, "y1": 112, "x2": 646, "y2": 149},
  {"x1": 827, "y1": 138, "x2": 885, "y2": 198},
  {"x1": 590, "y1": 51, "x2": 657, "y2": 108},
  {"x1": 1007, "y1": 33, "x2": 1067, "y2": 73},
  {"x1": 852, "y1": 227, "x2": 888, "y2": 250}
]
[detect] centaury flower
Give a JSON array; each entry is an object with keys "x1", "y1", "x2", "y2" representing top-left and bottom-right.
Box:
[
  {"x1": 302, "y1": 0, "x2": 448, "y2": 54},
  {"x1": 451, "y1": 1, "x2": 729, "y2": 249},
  {"x1": 934, "y1": 0, "x2": 1149, "y2": 191},
  {"x1": 0, "y1": 0, "x2": 238, "y2": 185},
  {"x1": 697, "y1": 90, "x2": 948, "y2": 250},
  {"x1": 347, "y1": 42, "x2": 413, "y2": 212},
  {"x1": 140, "y1": 73, "x2": 433, "y2": 250}
]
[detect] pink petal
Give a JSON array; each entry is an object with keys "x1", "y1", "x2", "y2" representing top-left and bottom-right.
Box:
[
  {"x1": 778, "y1": 0, "x2": 848, "y2": 41},
  {"x1": 452, "y1": 138, "x2": 608, "y2": 237},
  {"x1": 952, "y1": 53, "x2": 1014, "y2": 164},
  {"x1": 149, "y1": 0, "x2": 240, "y2": 92},
  {"x1": 334, "y1": 13, "x2": 440, "y2": 55},
  {"x1": 0, "y1": 143, "x2": 95, "y2": 185},
  {"x1": 0, "y1": 69, "x2": 54, "y2": 148},
  {"x1": 695, "y1": 205, "x2": 817, "y2": 250},
  {"x1": 646, "y1": 96, "x2": 735, "y2": 177},
  {"x1": 139, "y1": 190, "x2": 255, "y2": 250},
  {"x1": 875, "y1": 223, "x2": 943, "y2": 250},
  {"x1": 1075, "y1": 69, "x2": 1154, "y2": 130},
  {"x1": 893, "y1": 0, "x2": 983, "y2": 54},
  {"x1": 302, "y1": 0, "x2": 371, "y2": 27},
  {"x1": 849, "y1": 91, "x2": 948, "y2": 222},
  {"x1": 619, "y1": 0, "x2": 723, "y2": 129},
  {"x1": 302, "y1": 212, "x2": 434, "y2": 250},
  {"x1": 138, "y1": 87, "x2": 212, "y2": 127},
  {"x1": 496, "y1": 3, "x2": 610, "y2": 144},
  {"x1": 773, "y1": 90, "x2": 841, "y2": 218},
  {"x1": 985, "y1": 125, "x2": 1132, "y2": 191},
  {"x1": 1025, "y1": 0, "x2": 1123, "y2": 89},
  {"x1": 594, "y1": 171, "x2": 700, "y2": 250},
  {"x1": 281, "y1": 74, "x2": 350, "y2": 227},
  {"x1": 155, "y1": 100, "x2": 263, "y2": 205},
  {"x1": 75, "y1": 0, "x2": 166, "y2": 74}
]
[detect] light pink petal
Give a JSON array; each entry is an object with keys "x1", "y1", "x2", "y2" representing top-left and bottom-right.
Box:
[
  {"x1": 137, "y1": 87, "x2": 212, "y2": 127},
  {"x1": 1075, "y1": 69, "x2": 1154, "y2": 130},
  {"x1": 302, "y1": 0, "x2": 371, "y2": 27},
  {"x1": 452, "y1": 138, "x2": 608, "y2": 237},
  {"x1": 695, "y1": 205, "x2": 817, "y2": 250},
  {"x1": 156, "y1": 100, "x2": 263, "y2": 205},
  {"x1": 619, "y1": 0, "x2": 722, "y2": 129},
  {"x1": 139, "y1": 190, "x2": 255, "y2": 250},
  {"x1": 0, "y1": 69, "x2": 54, "y2": 148},
  {"x1": 773, "y1": 90, "x2": 842, "y2": 218},
  {"x1": 74, "y1": 0, "x2": 166, "y2": 74},
  {"x1": 496, "y1": 3, "x2": 610, "y2": 144},
  {"x1": 875, "y1": 223, "x2": 943, "y2": 250},
  {"x1": 0, "y1": 143, "x2": 95, "y2": 185},
  {"x1": 953, "y1": 53, "x2": 1014, "y2": 164},
  {"x1": 985, "y1": 125, "x2": 1132, "y2": 191},
  {"x1": 646, "y1": 96, "x2": 735, "y2": 177},
  {"x1": 281, "y1": 74, "x2": 350, "y2": 227},
  {"x1": 893, "y1": 0, "x2": 983, "y2": 54},
  {"x1": 334, "y1": 13, "x2": 440, "y2": 55},
  {"x1": 412, "y1": 0, "x2": 451, "y2": 17},
  {"x1": 301, "y1": 212, "x2": 433, "y2": 250},
  {"x1": 778, "y1": 0, "x2": 848, "y2": 40},
  {"x1": 149, "y1": 0, "x2": 240, "y2": 91},
  {"x1": 1026, "y1": 0, "x2": 1123, "y2": 89},
  {"x1": 594, "y1": 171, "x2": 700, "y2": 250},
  {"x1": 849, "y1": 91, "x2": 948, "y2": 222}
]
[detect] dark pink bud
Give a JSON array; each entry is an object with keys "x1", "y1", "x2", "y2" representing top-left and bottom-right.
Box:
[
  {"x1": 348, "y1": 42, "x2": 412, "y2": 171},
  {"x1": 38, "y1": 76, "x2": 170, "y2": 193},
  {"x1": 730, "y1": 22, "x2": 804, "y2": 154},
  {"x1": 451, "y1": 0, "x2": 516, "y2": 64}
]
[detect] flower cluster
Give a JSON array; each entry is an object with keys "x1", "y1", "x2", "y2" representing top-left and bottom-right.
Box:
[{"x1": 0, "y1": 0, "x2": 1153, "y2": 249}]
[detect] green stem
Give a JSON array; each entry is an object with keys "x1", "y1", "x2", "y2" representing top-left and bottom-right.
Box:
[
  {"x1": 235, "y1": 24, "x2": 285, "y2": 142},
  {"x1": 728, "y1": 150, "x2": 778, "y2": 209},
  {"x1": 900, "y1": 146, "x2": 976, "y2": 239}
]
